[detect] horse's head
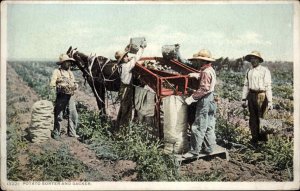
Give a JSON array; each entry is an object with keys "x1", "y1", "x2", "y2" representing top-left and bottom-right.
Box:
[
  {"x1": 66, "y1": 46, "x2": 89, "y2": 71},
  {"x1": 65, "y1": 46, "x2": 121, "y2": 91}
]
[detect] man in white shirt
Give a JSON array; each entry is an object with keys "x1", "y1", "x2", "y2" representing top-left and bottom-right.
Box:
[
  {"x1": 114, "y1": 41, "x2": 146, "y2": 129},
  {"x1": 241, "y1": 51, "x2": 272, "y2": 145}
]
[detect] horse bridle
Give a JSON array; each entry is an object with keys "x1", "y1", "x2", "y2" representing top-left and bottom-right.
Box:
[
  {"x1": 69, "y1": 48, "x2": 120, "y2": 104},
  {"x1": 71, "y1": 49, "x2": 120, "y2": 82}
]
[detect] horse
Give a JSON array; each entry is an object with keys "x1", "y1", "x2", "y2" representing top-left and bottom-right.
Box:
[{"x1": 66, "y1": 46, "x2": 121, "y2": 117}]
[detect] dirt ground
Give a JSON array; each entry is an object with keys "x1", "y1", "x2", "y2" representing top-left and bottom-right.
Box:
[
  {"x1": 179, "y1": 155, "x2": 286, "y2": 181},
  {"x1": 7, "y1": 64, "x2": 289, "y2": 182},
  {"x1": 7, "y1": 64, "x2": 135, "y2": 181}
]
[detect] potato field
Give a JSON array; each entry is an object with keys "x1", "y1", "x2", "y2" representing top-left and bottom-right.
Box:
[{"x1": 6, "y1": 59, "x2": 293, "y2": 182}]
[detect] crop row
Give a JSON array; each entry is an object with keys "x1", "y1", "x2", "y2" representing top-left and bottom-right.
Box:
[{"x1": 7, "y1": 60, "x2": 294, "y2": 181}]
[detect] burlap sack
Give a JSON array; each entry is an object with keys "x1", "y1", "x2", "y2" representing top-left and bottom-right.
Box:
[
  {"x1": 28, "y1": 100, "x2": 54, "y2": 143},
  {"x1": 56, "y1": 76, "x2": 76, "y2": 95},
  {"x1": 162, "y1": 95, "x2": 189, "y2": 154}
]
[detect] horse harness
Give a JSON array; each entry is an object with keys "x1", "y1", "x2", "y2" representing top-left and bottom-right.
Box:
[{"x1": 70, "y1": 50, "x2": 121, "y2": 104}]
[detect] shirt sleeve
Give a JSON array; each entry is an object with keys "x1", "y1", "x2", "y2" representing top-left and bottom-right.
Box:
[
  {"x1": 50, "y1": 69, "x2": 59, "y2": 88},
  {"x1": 126, "y1": 48, "x2": 144, "y2": 71},
  {"x1": 264, "y1": 68, "x2": 272, "y2": 103},
  {"x1": 192, "y1": 71, "x2": 211, "y2": 100},
  {"x1": 241, "y1": 70, "x2": 249, "y2": 100}
]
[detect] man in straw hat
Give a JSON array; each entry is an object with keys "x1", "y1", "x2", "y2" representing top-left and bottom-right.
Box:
[
  {"x1": 242, "y1": 51, "x2": 272, "y2": 146},
  {"x1": 50, "y1": 54, "x2": 79, "y2": 140},
  {"x1": 114, "y1": 40, "x2": 147, "y2": 129},
  {"x1": 180, "y1": 49, "x2": 217, "y2": 156}
]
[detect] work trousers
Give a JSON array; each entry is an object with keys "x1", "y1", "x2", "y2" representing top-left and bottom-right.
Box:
[
  {"x1": 53, "y1": 93, "x2": 78, "y2": 137},
  {"x1": 116, "y1": 83, "x2": 134, "y2": 129},
  {"x1": 247, "y1": 91, "x2": 268, "y2": 142},
  {"x1": 190, "y1": 93, "x2": 217, "y2": 153}
]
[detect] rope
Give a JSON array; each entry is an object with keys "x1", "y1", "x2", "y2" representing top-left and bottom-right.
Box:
[
  {"x1": 88, "y1": 54, "x2": 97, "y2": 72},
  {"x1": 99, "y1": 59, "x2": 109, "y2": 114},
  {"x1": 97, "y1": 57, "x2": 109, "y2": 84},
  {"x1": 96, "y1": 57, "x2": 120, "y2": 82},
  {"x1": 87, "y1": 55, "x2": 105, "y2": 104},
  {"x1": 95, "y1": 57, "x2": 120, "y2": 116},
  {"x1": 70, "y1": 49, "x2": 119, "y2": 116}
]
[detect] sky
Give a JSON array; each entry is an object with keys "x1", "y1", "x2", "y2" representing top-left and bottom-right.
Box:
[{"x1": 3, "y1": 1, "x2": 295, "y2": 62}]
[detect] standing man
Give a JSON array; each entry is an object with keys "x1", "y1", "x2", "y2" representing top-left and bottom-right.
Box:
[
  {"x1": 114, "y1": 40, "x2": 147, "y2": 129},
  {"x1": 50, "y1": 54, "x2": 79, "y2": 139},
  {"x1": 241, "y1": 51, "x2": 272, "y2": 145},
  {"x1": 182, "y1": 49, "x2": 217, "y2": 156}
]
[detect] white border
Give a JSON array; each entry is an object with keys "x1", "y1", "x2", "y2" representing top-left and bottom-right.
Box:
[
  {"x1": 1, "y1": 0, "x2": 8, "y2": 189},
  {"x1": 1, "y1": 1, "x2": 299, "y2": 190},
  {"x1": 293, "y1": 0, "x2": 300, "y2": 187}
]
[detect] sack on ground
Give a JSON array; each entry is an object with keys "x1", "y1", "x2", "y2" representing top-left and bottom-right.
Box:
[
  {"x1": 27, "y1": 100, "x2": 54, "y2": 143},
  {"x1": 162, "y1": 95, "x2": 189, "y2": 154}
]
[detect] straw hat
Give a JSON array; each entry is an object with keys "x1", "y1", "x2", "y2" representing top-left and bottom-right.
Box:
[
  {"x1": 57, "y1": 54, "x2": 75, "y2": 65},
  {"x1": 188, "y1": 49, "x2": 215, "y2": 62},
  {"x1": 245, "y1": 51, "x2": 264, "y2": 63},
  {"x1": 115, "y1": 50, "x2": 129, "y2": 63}
]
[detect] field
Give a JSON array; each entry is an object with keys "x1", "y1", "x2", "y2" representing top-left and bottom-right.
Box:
[{"x1": 5, "y1": 60, "x2": 294, "y2": 182}]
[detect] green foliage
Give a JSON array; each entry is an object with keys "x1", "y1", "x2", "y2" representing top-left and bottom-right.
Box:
[
  {"x1": 269, "y1": 63, "x2": 293, "y2": 85},
  {"x1": 7, "y1": 60, "x2": 294, "y2": 182},
  {"x1": 260, "y1": 136, "x2": 293, "y2": 171},
  {"x1": 90, "y1": 141, "x2": 119, "y2": 161},
  {"x1": 6, "y1": 124, "x2": 28, "y2": 180},
  {"x1": 78, "y1": 109, "x2": 115, "y2": 144},
  {"x1": 77, "y1": 110, "x2": 105, "y2": 143},
  {"x1": 216, "y1": 71, "x2": 244, "y2": 101},
  {"x1": 215, "y1": 61, "x2": 294, "y2": 181},
  {"x1": 273, "y1": 85, "x2": 293, "y2": 100},
  {"x1": 274, "y1": 98, "x2": 293, "y2": 112},
  {"x1": 215, "y1": 117, "x2": 251, "y2": 145},
  {"x1": 9, "y1": 61, "x2": 56, "y2": 101},
  {"x1": 112, "y1": 123, "x2": 180, "y2": 181},
  {"x1": 77, "y1": 109, "x2": 180, "y2": 181},
  {"x1": 6, "y1": 83, "x2": 29, "y2": 180},
  {"x1": 233, "y1": 136, "x2": 293, "y2": 180},
  {"x1": 27, "y1": 145, "x2": 85, "y2": 181}
]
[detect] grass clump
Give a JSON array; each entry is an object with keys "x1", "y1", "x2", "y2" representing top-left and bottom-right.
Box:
[
  {"x1": 260, "y1": 136, "x2": 293, "y2": 171},
  {"x1": 232, "y1": 135, "x2": 293, "y2": 180},
  {"x1": 215, "y1": 117, "x2": 251, "y2": 146},
  {"x1": 27, "y1": 145, "x2": 85, "y2": 181},
  {"x1": 112, "y1": 123, "x2": 180, "y2": 181},
  {"x1": 6, "y1": 124, "x2": 28, "y2": 180},
  {"x1": 77, "y1": 110, "x2": 105, "y2": 143},
  {"x1": 216, "y1": 71, "x2": 244, "y2": 101},
  {"x1": 77, "y1": 110, "x2": 180, "y2": 181}
]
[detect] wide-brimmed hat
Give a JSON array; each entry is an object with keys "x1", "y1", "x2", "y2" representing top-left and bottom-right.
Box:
[
  {"x1": 245, "y1": 51, "x2": 264, "y2": 63},
  {"x1": 188, "y1": 49, "x2": 215, "y2": 62},
  {"x1": 57, "y1": 54, "x2": 75, "y2": 65},
  {"x1": 115, "y1": 50, "x2": 129, "y2": 63}
]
